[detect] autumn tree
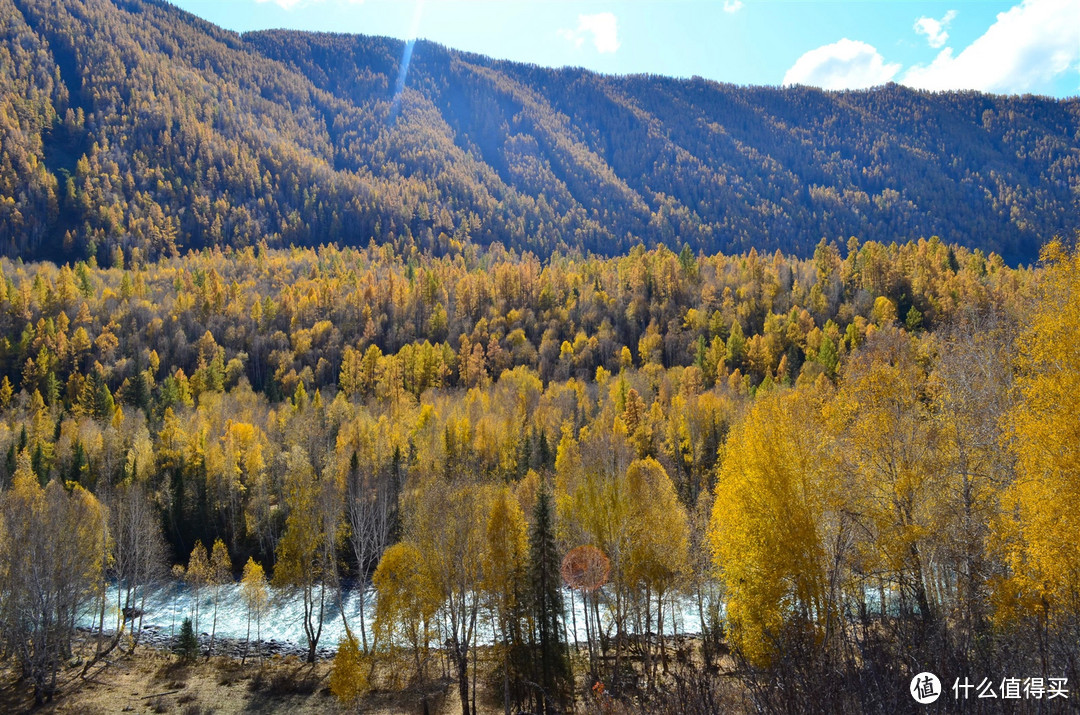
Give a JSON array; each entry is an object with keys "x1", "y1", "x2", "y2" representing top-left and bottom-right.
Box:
[
  {"x1": 710, "y1": 385, "x2": 851, "y2": 709},
  {"x1": 184, "y1": 541, "x2": 210, "y2": 637},
  {"x1": 240, "y1": 557, "x2": 269, "y2": 664},
  {"x1": 998, "y1": 239, "x2": 1080, "y2": 676},
  {"x1": 623, "y1": 457, "x2": 689, "y2": 685},
  {"x1": 0, "y1": 472, "x2": 107, "y2": 703},
  {"x1": 107, "y1": 480, "x2": 167, "y2": 649},
  {"x1": 928, "y1": 306, "x2": 1014, "y2": 671},
  {"x1": 407, "y1": 479, "x2": 488, "y2": 715},
  {"x1": 344, "y1": 449, "x2": 392, "y2": 653},
  {"x1": 482, "y1": 486, "x2": 529, "y2": 714},
  {"x1": 832, "y1": 328, "x2": 941, "y2": 629},
  {"x1": 329, "y1": 628, "x2": 369, "y2": 705},
  {"x1": 208, "y1": 539, "x2": 233, "y2": 655},
  {"x1": 273, "y1": 446, "x2": 343, "y2": 663},
  {"x1": 372, "y1": 541, "x2": 440, "y2": 679}
]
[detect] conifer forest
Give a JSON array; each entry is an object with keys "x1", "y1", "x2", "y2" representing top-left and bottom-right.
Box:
[{"x1": 0, "y1": 0, "x2": 1079, "y2": 712}]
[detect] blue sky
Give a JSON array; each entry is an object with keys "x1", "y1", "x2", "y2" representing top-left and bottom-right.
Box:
[{"x1": 169, "y1": 0, "x2": 1080, "y2": 97}]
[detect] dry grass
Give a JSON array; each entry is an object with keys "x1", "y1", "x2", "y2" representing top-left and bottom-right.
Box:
[
  {"x1": 0, "y1": 636, "x2": 450, "y2": 715},
  {"x1": 0, "y1": 634, "x2": 744, "y2": 714}
]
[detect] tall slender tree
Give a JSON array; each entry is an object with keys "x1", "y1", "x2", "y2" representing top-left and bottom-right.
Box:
[
  {"x1": 208, "y1": 539, "x2": 233, "y2": 655},
  {"x1": 529, "y1": 485, "x2": 570, "y2": 714},
  {"x1": 240, "y1": 557, "x2": 268, "y2": 664}
]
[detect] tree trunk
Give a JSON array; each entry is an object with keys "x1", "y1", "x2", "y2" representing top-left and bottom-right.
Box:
[
  {"x1": 471, "y1": 627, "x2": 478, "y2": 715},
  {"x1": 209, "y1": 591, "x2": 218, "y2": 656},
  {"x1": 658, "y1": 590, "x2": 668, "y2": 674},
  {"x1": 582, "y1": 589, "x2": 594, "y2": 675},
  {"x1": 697, "y1": 585, "x2": 710, "y2": 667},
  {"x1": 569, "y1": 587, "x2": 579, "y2": 655},
  {"x1": 135, "y1": 586, "x2": 148, "y2": 648},
  {"x1": 358, "y1": 585, "x2": 368, "y2": 654},
  {"x1": 909, "y1": 542, "x2": 933, "y2": 627},
  {"x1": 456, "y1": 650, "x2": 471, "y2": 715},
  {"x1": 243, "y1": 613, "x2": 251, "y2": 666},
  {"x1": 605, "y1": 590, "x2": 617, "y2": 685},
  {"x1": 643, "y1": 583, "x2": 653, "y2": 689},
  {"x1": 95, "y1": 582, "x2": 107, "y2": 655}
]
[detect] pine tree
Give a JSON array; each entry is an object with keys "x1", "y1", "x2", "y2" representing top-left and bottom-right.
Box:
[
  {"x1": 175, "y1": 618, "x2": 199, "y2": 662},
  {"x1": 528, "y1": 485, "x2": 570, "y2": 714}
]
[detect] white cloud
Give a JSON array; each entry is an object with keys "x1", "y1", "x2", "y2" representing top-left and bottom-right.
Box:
[
  {"x1": 558, "y1": 12, "x2": 620, "y2": 54},
  {"x1": 255, "y1": 0, "x2": 304, "y2": 8},
  {"x1": 914, "y1": 10, "x2": 956, "y2": 49},
  {"x1": 903, "y1": 0, "x2": 1080, "y2": 93},
  {"x1": 254, "y1": 0, "x2": 363, "y2": 9},
  {"x1": 782, "y1": 38, "x2": 901, "y2": 90},
  {"x1": 723, "y1": 0, "x2": 743, "y2": 14}
]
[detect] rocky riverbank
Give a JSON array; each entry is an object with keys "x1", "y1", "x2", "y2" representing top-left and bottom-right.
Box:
[{"x1": 77, "y1": 624, "x2": 338, "y2": 661}]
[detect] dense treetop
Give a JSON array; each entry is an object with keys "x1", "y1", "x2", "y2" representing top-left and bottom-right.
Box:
[
  {"x1": 0, "y1": 236, "x2": 1073, "y2": 711},
  {"x1": 0, "y1": 235, "x2": 1026, "y2": 562},
  {"x1": 0, "y1": 0, "x2": 1077, "y2": 265}
]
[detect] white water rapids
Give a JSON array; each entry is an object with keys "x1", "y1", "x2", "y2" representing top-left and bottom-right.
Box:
[{"x1": 84, "y1": 582, "x2": 719, "y2": 654}]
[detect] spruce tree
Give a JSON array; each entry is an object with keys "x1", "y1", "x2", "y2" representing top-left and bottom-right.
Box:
[
  {"x1": 174, "y1": 618, "x2": 199, "y2": 662},
  {"x1": 528, "y1": 485, "x2": 570, "y2": 713}
]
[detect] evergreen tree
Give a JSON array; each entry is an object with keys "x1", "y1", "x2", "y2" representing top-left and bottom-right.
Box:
[
  {"x1": 528, "y1": 485, "x2": 570, "y2": 714},
  {"x1": 174, "y1": 618, "x2": 199, "y2": 662}
]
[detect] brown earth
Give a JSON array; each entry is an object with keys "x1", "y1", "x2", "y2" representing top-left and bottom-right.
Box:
[
  {"x1": 0, "y1": 634, "x2": 736, "y2": 714},
  {"x1": 0, "y1": 638, "x2": 452, "y2": 715}
]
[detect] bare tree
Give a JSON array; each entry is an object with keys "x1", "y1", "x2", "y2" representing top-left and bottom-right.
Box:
[
  {"x1": 929, "y1": 304, "x2": 1016, "y2": 672},
  {"x1": 0, "y1": 466, "x2": 107, "y2": 704},
  {"x1": 345, "y1": 451, "x2": 391, "y2": 653},
  {"x1": 107, "y1": 480, "x2": 168, "y2": 649}
]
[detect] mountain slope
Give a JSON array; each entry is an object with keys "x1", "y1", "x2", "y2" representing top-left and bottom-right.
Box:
[{"x1": 1, "y1": 0, "x2": 1078, "y2": 264}]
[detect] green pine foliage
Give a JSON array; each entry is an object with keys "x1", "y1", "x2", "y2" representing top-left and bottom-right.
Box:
[
  {"x1": 174, "y1": 617, "x2": 199, "y2": 662},
  {"x1": 528, "y1": 486, "x2": 571, "y2": 714}
]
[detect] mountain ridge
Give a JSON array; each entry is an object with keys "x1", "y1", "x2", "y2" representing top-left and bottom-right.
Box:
[{"x1": 0, "y1": 0, "x2": 1077, "y2": 265}]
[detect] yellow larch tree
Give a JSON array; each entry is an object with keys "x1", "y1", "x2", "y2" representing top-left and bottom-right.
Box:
[
  {"x1": 624, "y1": 457, "x2": 689, "y2": 685},
  {"x1": 185, "y1": 540, "x2": 210, "y2": 637},
  {"x1": 240, "y1": 557, "x2": 268, "y2": 664},
  {"x1": 272, "y1": 445, "x2": 342, "y2": 664},
  {"x1": 830, "y1": 328, "x2": 942, "y2": 627},
  {"x1": 372, "y1": 541, "x2": 440, "y2": 681},
  {"x1": 709, "y1": 386, "x2": 844, "y2": 668},
  {"x1": 999, "y1": 239, "x2": 1080, "y2": 633},
  {"x1": 208, "y1": 538, "x2": 232, "y2": 655},
  {"x1": 482, "y1": 486, "x2": 529, "y2": 715}
]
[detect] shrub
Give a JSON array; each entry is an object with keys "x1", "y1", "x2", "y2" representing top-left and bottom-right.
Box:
[{"x1": 329, "y1": 633, "x2": 369, "y2": 704}]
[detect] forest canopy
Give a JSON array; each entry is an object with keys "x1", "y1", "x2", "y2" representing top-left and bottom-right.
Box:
[
  {"x1": 0, "y1": 235, "x2": 1076, "y2": 710},
  {"x1": 1, "y1": 0, "x2": 1079, "y2": 265}
]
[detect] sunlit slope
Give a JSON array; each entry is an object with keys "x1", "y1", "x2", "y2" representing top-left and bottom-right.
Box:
[{"x1": 0, "y1": 0, "x2": 1078, "y2": 263}]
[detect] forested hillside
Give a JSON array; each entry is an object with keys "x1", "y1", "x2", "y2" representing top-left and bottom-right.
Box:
[
  {"x1": 2, "y1": 237, "x2": 1079, "y2": 710},
  {"x1": 4, "y1": 0, "x2": 1080, "y2": 710},
  {"x1": 1, "y1": 0, "x2": 1078, "y2": 265}
]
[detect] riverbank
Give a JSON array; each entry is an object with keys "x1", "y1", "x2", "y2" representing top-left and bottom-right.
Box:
[
  {"x1": 83, "y1": 625, "x2": 337, "y2": 662},
  {"x1": 0, "y1": 634, "x2": 452, "y2": 714},
  {"x1": 1, "y1": 629, "x2": 738, "y2": 714}
]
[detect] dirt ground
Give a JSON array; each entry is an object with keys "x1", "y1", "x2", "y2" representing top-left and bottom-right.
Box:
[
  {"x1": 0, "y1": 634, "x2": 733, "y2": 714},
  {"x1": 0, "y1": 639, "x2": 453, "y2": 715}
]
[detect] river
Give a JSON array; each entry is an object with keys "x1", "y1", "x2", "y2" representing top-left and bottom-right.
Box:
[{"x1": 84, "y1": 581, "x2": 720, "y2": 655}]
